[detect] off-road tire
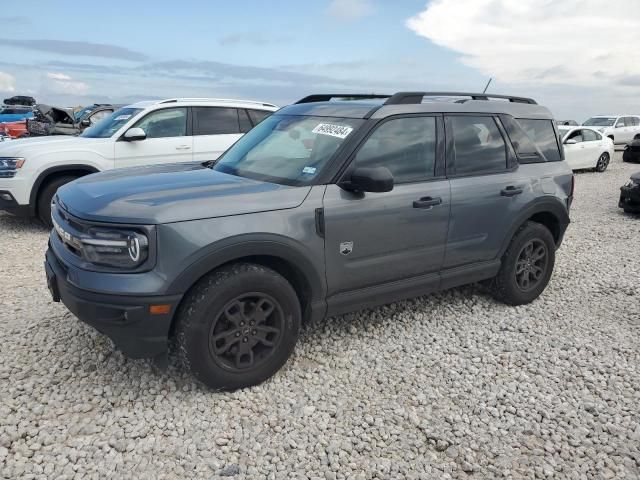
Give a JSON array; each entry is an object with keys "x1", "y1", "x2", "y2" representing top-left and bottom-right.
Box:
[
  {"x1": 37, "y1": 175, "x2": 78, "y2": 228},
  {"x1": 490, "y1": 221, "x2": 556, "y2": 306},
  {"x1": 175, "y1": 263, "x2": 301, "y2": 391}
]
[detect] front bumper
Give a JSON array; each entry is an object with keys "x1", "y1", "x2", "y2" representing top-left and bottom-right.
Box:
[
  {"x1": 0, "y1": 190, "x2": 30, "y2": 216},
  {"x1": 45, "y1": 247, "x2": 183, "y2": 359},
  {"x1": 619, "y1": 183, "x2": 640, "y2": 213}
]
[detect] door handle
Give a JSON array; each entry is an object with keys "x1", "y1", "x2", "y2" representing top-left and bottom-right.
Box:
[
  {"x1": 175, "y1": 145, "x2": 191, "y2": 150},
  {"x1": 413, "y1": 196, "x2": 442, "y2": 209},
  {"x1": 501, "y1": 186, "x2": 524, "y2": 197}
]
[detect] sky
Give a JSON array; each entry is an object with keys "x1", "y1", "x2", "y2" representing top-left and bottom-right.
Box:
[{"x1": 0, "y1": 0, "x2": 638, "y2": 121}]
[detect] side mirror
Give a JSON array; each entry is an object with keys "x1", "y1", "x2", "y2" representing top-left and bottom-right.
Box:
[
  {"x1": 342, "y1": 166, "x2": 394, "y2": 193},
  {"x1": 564, "y1": 139, "x2": 577, "y2": 145},
  {"x1": 123, "y1": 127, "x2": 146, "y2": 141},
  {"x1": 80, "y1": 119, "x2": 91, "y2": 128}
]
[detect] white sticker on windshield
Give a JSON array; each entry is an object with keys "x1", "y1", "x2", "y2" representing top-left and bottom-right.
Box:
[
  {"x1": 114, "y1": 114, "x2": 132, "y2": 121},
  {"x1": 312, "y1": 123, "x2": 353, "y2": 139},
  {"x1": 302, "y1": 166, "x2": 317, "y2": 175}
]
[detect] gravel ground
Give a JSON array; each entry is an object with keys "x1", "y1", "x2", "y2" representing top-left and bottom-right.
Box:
[{"x1": 1, "y1": 153, "x2": 639, "y2": 479}]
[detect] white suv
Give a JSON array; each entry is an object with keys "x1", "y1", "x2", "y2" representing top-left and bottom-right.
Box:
[
  {"x1": 582, "y1": 115, "x2": 640, "y2": 146},
  {"x1": 0, "y1": 98, "x2": 278, "y2": 226}
]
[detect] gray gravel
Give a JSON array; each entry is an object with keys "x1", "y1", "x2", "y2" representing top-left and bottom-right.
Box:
[{"x1": 1, "y1": 152, "x2": 639, "y2": 479}]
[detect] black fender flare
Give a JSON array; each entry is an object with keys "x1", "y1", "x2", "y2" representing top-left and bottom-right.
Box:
[
  {"x1": 29, "y1": 164, "x2": 99, "y2": 215},
  {"x1": 167, "y1": 233, "x2": 327, "y2": 311},
  {"x1": 497, "y1": 197, "x2": 570, "y2": 257}
]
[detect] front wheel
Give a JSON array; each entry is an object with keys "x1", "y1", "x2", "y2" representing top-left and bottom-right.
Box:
[
  {"x1": 175, "y1": 263, "x2": 301, "y2": 391},
  {"x1": 37, "y1": 175, "x2": 79, "y2": 228},
  {"x1": 595, "y1": 152, "x2": 610, "y2": 172},
  {"x1": 490, "y1": 221, "x2": 556, "y2": 306}
]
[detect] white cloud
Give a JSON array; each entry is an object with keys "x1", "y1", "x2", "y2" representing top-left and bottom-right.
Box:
[
  {"x1": 327, "y1": 0, "x2": 374, "y2": 20},
  {"x1": 0, "y1": 71, "x2": 16, "y2": 92},
  {"x1": 46, "y1": 72, "x2": 72, "y2": 81},
  {"x1": 407, "y1": 0, "x2": 640, "y2": 87},
  {"x1": 45, "y1": 71, "x2": 89, "y2": 95}
]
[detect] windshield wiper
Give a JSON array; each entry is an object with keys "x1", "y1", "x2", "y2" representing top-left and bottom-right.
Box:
[{"x1": 202, "y1": 159, "x2": 219, "y2": 169}]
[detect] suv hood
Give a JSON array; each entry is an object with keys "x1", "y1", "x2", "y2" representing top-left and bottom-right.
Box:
[
  {"x1": 57, "y1": 162, "x2": 311, "y2": 224},
  {"x1": 0, "y1": 135, "x2": 109, "y2": 156}
]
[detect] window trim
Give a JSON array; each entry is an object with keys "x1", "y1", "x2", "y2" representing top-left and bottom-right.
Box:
[
  {"x1": 335, "y1": 113, "x2": 446, "y2": 186},
  {"x1": 444, "y1": 113, "x2": 514, "y2": 178}
]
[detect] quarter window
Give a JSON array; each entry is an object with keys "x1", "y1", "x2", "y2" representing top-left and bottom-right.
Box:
[
  {"x1": 516, "y1": 119, "x2": 562, "y2": 161},
  {"x1": 247, "y1": 109, "x2": 272, "y2": 126},
  {"x1": 134, "y1": 108, "x2": 187, "y2": 138},
  {"x1": 193, "y1": 107, "x2": 240, "y2": 135},
  {"x1": 450, "y1": 116, "x2": 507, "y2": 174},
  {"x1": 354, "y1": 116, "x2": 437, "y2": 183}
]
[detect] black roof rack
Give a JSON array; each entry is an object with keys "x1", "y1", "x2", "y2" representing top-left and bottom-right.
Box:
[
  {"x1": 295, "y1": 94, "x2": 390, "y2": 104},
  {"x1": 384, "y1": 91, "x2": 537, "y2": 105}
]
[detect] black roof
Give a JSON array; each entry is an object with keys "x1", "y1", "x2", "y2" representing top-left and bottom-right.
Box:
[{"x1": 279, "y1": 92, "x2": 553, "y2": 120}]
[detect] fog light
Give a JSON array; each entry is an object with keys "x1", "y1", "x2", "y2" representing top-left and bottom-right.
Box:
[{"x1": 0, "y1": 193, "x2": 13, "y2": 201}]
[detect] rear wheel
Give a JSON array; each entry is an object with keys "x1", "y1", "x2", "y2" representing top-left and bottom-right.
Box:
[
  {"x1": 490, "y1": 221, "x2": 556, "y2": 306},
  {"x1": 175, "y1": 263, "x2": 301, "y2": 391},
  {"x1": 37, "y1": 175, "x2": 78, "y2": 228},
  {"x1": 595, "y1": 152, "x2": 610, "y2": 172}
]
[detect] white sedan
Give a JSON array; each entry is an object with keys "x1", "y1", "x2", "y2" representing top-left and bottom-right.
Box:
[{"x1": 558, "y1": 126, "x2": 614, "y2": 172}]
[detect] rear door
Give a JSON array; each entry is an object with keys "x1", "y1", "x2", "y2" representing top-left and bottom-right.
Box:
[
  {"x1": 323, "y1": 114, "x2": 450, "y2": 296},
  {"x1": 114, "y1": 107, "x2": 193, "y2": 167},
  {"x1": 444, "y1": 114, "x2": 531, "y2": 267},
  {"x1": 192, "y1": 107, "x2": 243, "y2": 162}
]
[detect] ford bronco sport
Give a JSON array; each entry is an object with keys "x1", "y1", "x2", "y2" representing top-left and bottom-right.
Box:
[{"x1": 44, "y1": 92, "x2": 573, "y2": 390}]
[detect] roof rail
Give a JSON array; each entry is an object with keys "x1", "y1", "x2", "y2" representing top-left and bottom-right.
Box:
[
  {"x1": 295, "y1": 94, "x2": 390, "y2": 104},
  {"x1": 383, "y1": 92, "x2": 537, "y2": 105},
  {"x1": 158, "y1": 98, "x2": 278, "y2": 108}
]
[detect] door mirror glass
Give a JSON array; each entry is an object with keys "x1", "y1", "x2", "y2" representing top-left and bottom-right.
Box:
[
  {"x1": 123, "y1": 127, "x2": 147, "y2": 141},
  {"x1": 343, "y1": 167, "x2": 394, "y2": 193},
  {"x1": 80, "y1": 119, "x2": 91, "y2": 128},
  {"x1": 564, "y1": 138, "x2": 577, "y2": 145}
]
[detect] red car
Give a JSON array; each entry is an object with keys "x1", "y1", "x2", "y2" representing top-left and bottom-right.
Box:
[{"x1": 0, "y1": 119, "x2": 28, "y2": 139}]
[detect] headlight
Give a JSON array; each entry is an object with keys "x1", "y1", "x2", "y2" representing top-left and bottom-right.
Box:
[
  {"x1": 82, "y1": 227, "x2": 149, "y2": 268},
  {"x1": 0, "y1": 157, "x2": 25, "y2": 178}
]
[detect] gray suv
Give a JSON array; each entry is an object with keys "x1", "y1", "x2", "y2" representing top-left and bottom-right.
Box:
[{"x1": 44, "y1": 92, "x2": 573, "y2": 390}]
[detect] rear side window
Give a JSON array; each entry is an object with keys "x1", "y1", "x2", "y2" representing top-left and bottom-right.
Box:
[
  {"x1": 247, "y1": 109, "x2": 272, "y2": 126},
  {"x1": 193, "y1": 107, "x2": 240, "y2": 135},
  {"x1": 516, "y1": 119, "x2": 562, "y2": 161},
  {"x1": 239, "y1": 109, "x2": 253, "y2": 133},
  {"x1": 449, "y1": 116, "x2": 507, "y2": 175},
  {"x1": 582, "y1": 129, "x2": 599, "y2": 141},
  {"x1": 354, "y1": 116, "x2": 437, "y2": 183}
]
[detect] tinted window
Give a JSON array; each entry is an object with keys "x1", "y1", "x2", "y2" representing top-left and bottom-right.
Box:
[
  {"x1": 583, "y1": 117, "x2": 615, "y2": 127},
  {"x1": 194, "y1": 107, "x2": 239, "y2": 135},
  {"x1": 450, "y1": 116, "x2": 507, "y2": 174},
  {"x1": 248, "y1": 109, "x2": 272, "y2": 126},
  {"x1": 582, "y1": 129, "x2": 598, "y2": 141},
  {"x1": 631, "y1": 117, "x2": 640, "y2": 126},
  {"x1": 135, "y1": 108, "x2": 187, "y2": 138},
  {"x1": 355, "y1": 117, "x2": 436, "y2": 183},
  {"x1": 516, "y1": 119, "x2": 562, "y2": 161},
  {"x1": 239, "y1": 109, "x2": 252, "y2": 133}
]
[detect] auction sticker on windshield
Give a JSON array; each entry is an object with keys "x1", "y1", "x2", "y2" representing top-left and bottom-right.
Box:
[
  {"x1": 114, "y1": 114, "x2": 132, "y2": 121},
  {"x1": 312, "y1": 123, "x2": 353, "y2": 139}
]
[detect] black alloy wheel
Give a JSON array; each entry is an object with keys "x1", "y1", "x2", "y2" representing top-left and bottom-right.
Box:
[{"x1": 514, "y1": 239, "x2": 548, "y2": 292}]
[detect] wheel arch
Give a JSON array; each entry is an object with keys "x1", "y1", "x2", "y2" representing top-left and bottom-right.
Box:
[
  {"x1": 498, "y1": 198, "x2": 570, "y2": 257},
  {"x1": 168, "y1": 236, "x2": 327, "y2": 329},
  {"x1": 29, "y1": 164, "x2": 100, "y2": 216}
]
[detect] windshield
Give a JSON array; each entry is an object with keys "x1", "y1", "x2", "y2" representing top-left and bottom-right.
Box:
[
  {"x1": 583, "y1": 117, "x2": 615, "y2": 127},
  {"x1": 81, "y1": 107, "x2": 142, "y2": 138},
  {"x1": 74, "y1": 105, "x2": 97, "y2": 121},
  {"x1": 212, "y1": 114, "x2": 363, "y2": 186}
]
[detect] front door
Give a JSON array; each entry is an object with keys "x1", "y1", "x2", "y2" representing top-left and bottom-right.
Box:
[
  {"x1": 114, "y1": 107, "x2": 193, "y2": 168},
  {"x1": 323, "y1": 115, "x2": 450, "y2": 296},
  {"x1": 562, "y1": 128, "x2": 586, "y2": 169}
]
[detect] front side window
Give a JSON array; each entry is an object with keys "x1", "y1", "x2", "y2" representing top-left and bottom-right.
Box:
[
  {"x1": 135, "y1": 107, "x2": 187, "y2": 138},
  {"x1": 213, "y1": 114, "x2": 363, "y2": 186},
  {"x1": 450, "y1": 116, "x2": 507, "y2": 175},
  {"x1": 194, "y1": 107, "x2": 240, "y2": 135},
  {"x1": 354, "y1": 116, "x2": 436, "y2": 183},
  {"x1": 516, "y1": 119, "x2": 562, "y2": 161},
  {"x1": 81, "y1": 107, "x2": 143, "y2": 138},
  {"x1": 566, "y1": 129, "x2": 584, "y2": 142}
]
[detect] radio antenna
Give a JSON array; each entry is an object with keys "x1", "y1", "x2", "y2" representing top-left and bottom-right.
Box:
[{"x1": 482, "y1": 77, "x2": 492, "y2": 93}]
